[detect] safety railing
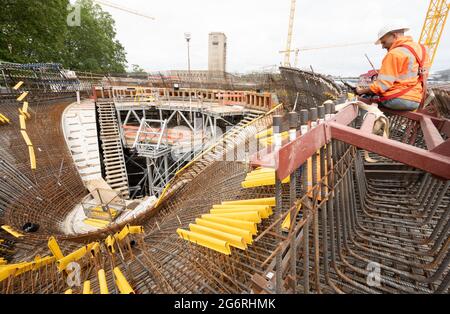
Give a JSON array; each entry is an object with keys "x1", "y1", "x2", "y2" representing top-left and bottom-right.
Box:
[{"x1": 92, "y1": 86, "x2": 275, "y2": 112}]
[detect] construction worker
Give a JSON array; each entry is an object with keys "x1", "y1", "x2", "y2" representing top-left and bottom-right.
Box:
[{"x1": 356, "y1": 21, "x2": 430, "y2": 111}]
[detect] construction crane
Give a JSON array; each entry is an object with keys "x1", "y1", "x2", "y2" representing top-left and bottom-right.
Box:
[
  {"x1": 94, "y1": 0, "x2": 155, "y2": 21},
  {"x1": 419, "y1": 0, "x2": 449, "y2": 67},
  {"x1": 296, "y1": 41, "x2": 372, "y2": 52},
  {"x1": 279, "y1": 48, "x2": 299, "y2": 67},
  {"x1": 279, "y1": 42, "x2": 372, "y2": 67},
  {"x1": 283, "y1": 0, "x2": 297, "y2": 66}
]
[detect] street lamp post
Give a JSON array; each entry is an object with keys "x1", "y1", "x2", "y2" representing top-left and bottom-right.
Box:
[
  {"x1": 184, "y1": 32, "x2": 191, "y2": 79},
  {"x1": 184, "y1": 32, "x2": 193, "y2": 123}
]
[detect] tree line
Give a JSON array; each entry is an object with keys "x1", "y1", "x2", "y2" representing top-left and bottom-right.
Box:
[{"x1": 0, "y1": 0, "x2": 127, "y2": 73}]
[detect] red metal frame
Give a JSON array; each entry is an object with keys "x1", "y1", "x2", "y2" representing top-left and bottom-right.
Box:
[{"x1": 251, "y1": 103, "x2": 450, "y2": 180}]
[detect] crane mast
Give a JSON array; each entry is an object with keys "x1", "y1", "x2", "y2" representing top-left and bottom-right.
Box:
[
  {"x1": 94, "y1": 0, "x2": 155, "y2": 21},
  {"x1": 284, "y1": 0, "x2": 297, "y2": 66},
  {"x1": 419, "y1": 0, "x2": 449, "y2": 67}
]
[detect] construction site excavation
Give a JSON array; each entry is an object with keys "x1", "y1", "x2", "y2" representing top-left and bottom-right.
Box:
[{"x1": 1, "y1": 0, "x2": 450, "y2": 299}]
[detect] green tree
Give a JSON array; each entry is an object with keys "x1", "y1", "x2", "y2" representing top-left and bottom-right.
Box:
[
  {"x1": 0, "y1": 0, "x2": 127, "y2": 73},
  {"x1": 0, "y1": 0, "x2": 69, "y2": 64},
  {"x1": 64, "y1": 0, "x2": 127, "y2": 73}
]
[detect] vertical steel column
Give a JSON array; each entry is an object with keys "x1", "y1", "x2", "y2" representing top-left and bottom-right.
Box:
[
  {"x1": 301, "y1": 109, "x2": 310, "y2": 294},
  {"x1": 273, "y1": 115, "x2": 284, "y2": 294},
  {"x1": 147, "y1": 157, "x2": 154, "y2": 195},
  {"x1": 310, "y1": 108, "x2": 318, "y2": 129},
  {"x1": 288, "y1": 111, "x2": 299, "y2": 292},
  {"x1": 321, "y1": 102, "x2": 332, "y2": 286},
  {"x1": 311, "y1": 106, "x2": 321, "y2": 293}
]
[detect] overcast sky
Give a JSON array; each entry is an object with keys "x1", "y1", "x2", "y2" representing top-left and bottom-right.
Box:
[{"x1": 92, "y1": 0, "x2": 449, "y2": 76}]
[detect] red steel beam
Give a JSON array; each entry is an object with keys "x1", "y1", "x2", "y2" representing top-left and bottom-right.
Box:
[
  {"x1": 252, "y1": 103, "x2": 450, "y2": 180},
  {"x1": 420, "y1": 116, "x2": 444, "y2": 150},
  {"x1": 330, "y1": 122, "x2": 450, "y2": 180},
  {"x1": 274, "y1": 123, "x2": 331, "y2": 180},
  {"x1": 251, "y1": 104, "x2": 359, "y2": 179},
  {"x1": 382, "y1": 107, "x2": 450, "y2": 137},
  {"x1": 432, "y1": 139, "x2": 450, "y2": 156},
  {"x1": 359, "y1": 113, "x2": 376, "y2": 133}
]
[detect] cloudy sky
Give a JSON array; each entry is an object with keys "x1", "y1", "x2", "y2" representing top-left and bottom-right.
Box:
[{"x1": 92, "y1": 0, "x2": 449, "y2": 76}]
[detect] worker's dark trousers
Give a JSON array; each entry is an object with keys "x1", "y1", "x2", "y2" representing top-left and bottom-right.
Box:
[{"x1": 381, "y1": 98, "x2": 420, "y2": 111}]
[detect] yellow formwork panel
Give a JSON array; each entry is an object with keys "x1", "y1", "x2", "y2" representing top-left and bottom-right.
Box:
[
  {"x1": 13, "y1": 81, "x2": 24, "y2": 90},
  {"x1": 244, "y1": 172, "x2": 277, "y2": 179},
  {"x1": 48, "y1": 236, "x2": 64, "y2": 260},
  {"x1": 64, "y1": 289, "x2": 73, "y2": 294},
  {"x1": 16, "y1": 91, "x2": 29, "y2": 102},
  {"x1": 195, "y1": 218, "x2": 253, "y2": 244},
  {"x1": 241, "y1": 176, "x2": 290, "y2": 188},
  {"x1": 201, "y1": 215, "x2": 257, "y2": 235},
  {"x1": 22, "y1": 101, "x2": 29, "y2": 113},
  {"x1": 210, "y1": 206, "x2": 273, "y2": 219},
  {"x1": 245, "y1": 170, "x2": 290, "y2": 180},
  {"x1": 89, "y1": 211, "x2": 113, "y2": 220},
  {"x1": 19, "y1": 114, "x2": 26, "y2": 130},
  {"x1": 221, "y1": 197, "x2": 275, "y2": 206},
  {"x1": 20, "y1": 130, "x2": 32, "y2": 146},
  {"x1": 0, "y1": 113, "x2": 10, "y2": 124},
  {"x1": 128, "y1": 226, "x2": 144, "y2": 234},
  {"x1": 282, "y1": 214, "x2": 291, "y2": 232},
  {"x1": 306, "y1": 150, "x2": 328, "y2": 200},
  {"x1": 57, "y1": 242, "x2": 96, "y2": 271},
  {"x1": 210, "y1": 206, "x2": 272, "y2": 219},
  {"x1": 98, "y1": 269, "x2": 109, "y2": 294},
  {"x1": 83, "y1": 218, "x2": 110, "y2": 228},
  {"x1": 19, "y1": 108, "x2": 31, "y2": 119},
  {"x1": 83, "y1": 280, "x2": 92, "y2": 294},
  {"x1": 281, "y1": 204, "x2": 302, "y2": 232},
  {"x1": 244, "y1": 175, "x2": 279, "y2": 183},
  {"x1": 90, "y1": 242, "x2": 100, "y2": 257},
  {"x1": 212, "y1": 211, "x2": 262, "y2": 223},
  {"x1": 0, "y1": 256, "x2": 55, "y2": 282},
  {"x1": 1, "y1": 225, "x2": 24, "y2": 238},
  {"x1": 248, "y1": 167, "x2": 274, "y2": 173},
  {"x1": 105, "y1": 235, "x2": 116, "y2": 254},
  {"x1": 259, "y1": 132, "x2": 289, "y2": 146},
  {"x1": 113, "y1": 267, "x2": 135, "y2": 294},
  {"x1": 28, "y1": 146, "x2": 36, "y2": 170},
  {"x1": 177, "y1": 228, "x2": 231, "y2": 255},
  {"x1": 115, "y1": 224, "x2": 144, "y2": 241},
  {"x1": 256, "y1": 128, "x2": 273, "y2": 139},
  {"x1": 91, "y1": 206, "x2": 118, "y2": 217},
  {"x1": 189, "y1": 224, "x2": 247, "y2": 250}
]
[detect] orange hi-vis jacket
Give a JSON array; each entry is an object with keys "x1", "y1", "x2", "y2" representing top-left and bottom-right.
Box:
[{"x1": 370, "y1": 36, "x2": 430, "y2": 103}]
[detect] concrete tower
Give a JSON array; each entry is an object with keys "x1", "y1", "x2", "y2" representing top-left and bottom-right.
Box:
[{"x1": 208, "y1": 32, "x2": 227, "y2": 75}]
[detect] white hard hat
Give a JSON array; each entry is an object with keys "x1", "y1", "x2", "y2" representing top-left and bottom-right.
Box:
[{"x1": 375, "y1": 20, "x2": 410, "y2": 44}]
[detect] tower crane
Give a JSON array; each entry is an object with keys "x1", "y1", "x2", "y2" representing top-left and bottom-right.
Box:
[
  {"x1": 279, "y1": 48, "x2": 299, "y2": 67},
  {"x1": 283, "y1": 0, "x2": 297, "y2": 66},
  {"x1": 419, "y1": 0, "x2": 449, "y2": 67},
  {"x1": 279, "y1": 42, "x2": 372, "y2": 67},
  {"x1": 93, "y1": 0, "x2": 155, "y2": 21}
]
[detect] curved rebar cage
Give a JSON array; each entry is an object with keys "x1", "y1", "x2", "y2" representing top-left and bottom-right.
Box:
[{"x1": 0, "y1": 64, "x2": 448, "y2": 294}]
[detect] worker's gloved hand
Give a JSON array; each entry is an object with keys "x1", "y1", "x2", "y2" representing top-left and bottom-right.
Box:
[{"x1": 356, "y1": 86, "x2": 372, "y2": 95}]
